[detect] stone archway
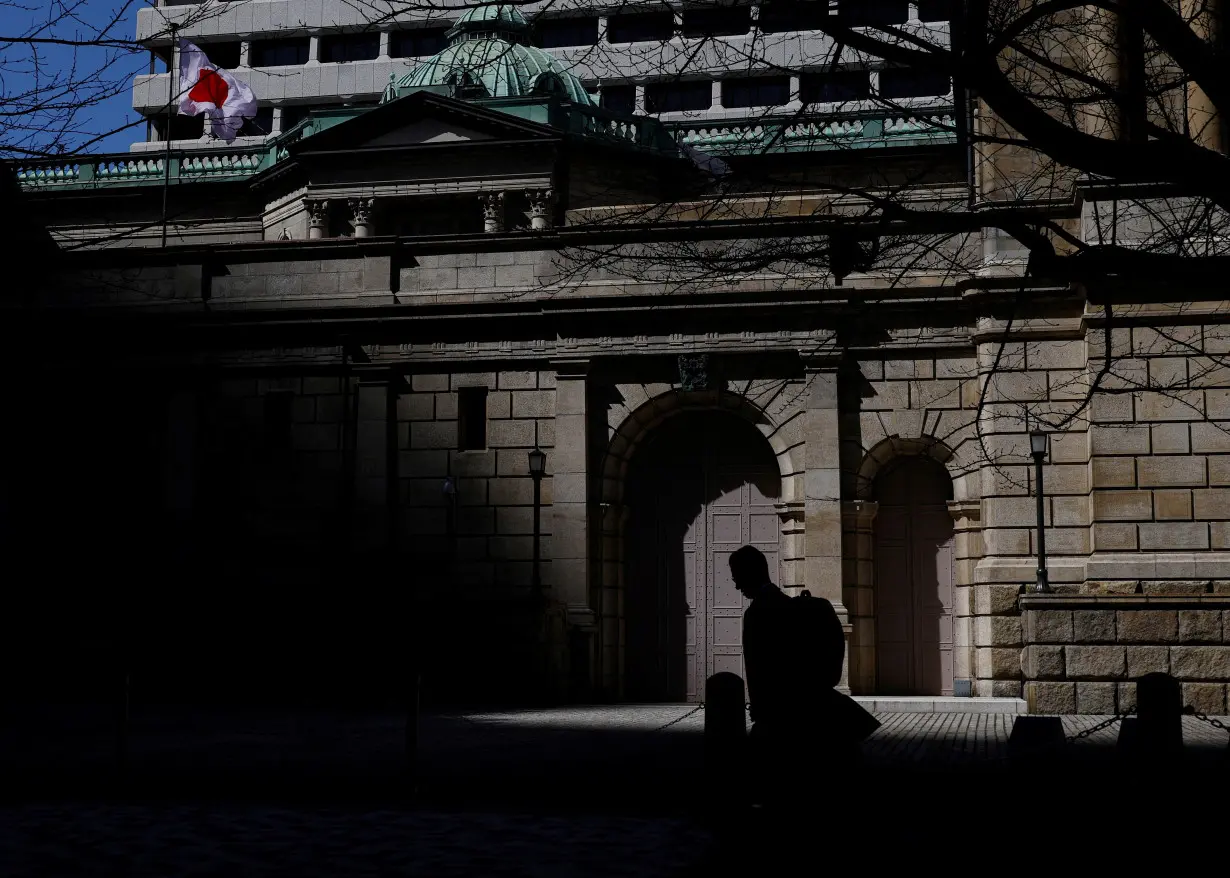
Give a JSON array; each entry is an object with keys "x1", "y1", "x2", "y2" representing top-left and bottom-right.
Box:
[{"x1": 597, "y1": 389, "x2": 803, "y2": 701}]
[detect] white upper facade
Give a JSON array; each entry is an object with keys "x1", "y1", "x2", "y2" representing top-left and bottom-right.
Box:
[{"x1": 132, "y1": 0, "x2": 953, "y2": 150}]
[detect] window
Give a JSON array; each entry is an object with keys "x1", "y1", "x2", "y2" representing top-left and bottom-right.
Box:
[
  {"x1": 879, "y1": 69, "x2": 950, "y2": 99},
  {"x1": 280, "y1": 105, "x2": 312, "y2": 131},
  {"x1": 645, "y1": 80, "x2": 712, "y2": 113},
  {"x1": 389, "y1": 27, "x2": 449, "y2": 58},
  {"x1": 756, "y1": 1, "x2": 830, "y2": 33},
  {"x1": 262, "y1": 391, "x2": 294, "y2": 458},
  {"x1": 457, "y1": 388, "x2": 488, "y2": 452},
  {"x1": 154, "y1": 112, "x2": 205, "y2": 141},
  {"x1": 800, "y1": 70, "x2": 871, "y2": 104},
  {"x1": 535, "y1": 16, "x2": 600, "y2": 48},
  {"x1": 199, "y1": 41, "x2": 241, "y2": 69},
  {"x1": 681, "y1": 6, "x2": 751, "y2": 38},
  {"x1": 721, "y1": 76, "x2": 790, "y2": 108},
  {"x1": 842, "y1": 0, "x2": 910, "y2": 27},
  {"x1": 149, "y1": 45, "x2": 171, "y2": 74},
  {"x1": 239, "y1": 106, "x2": 274, "y2": 137},
  {"x1": 607, "y1": 12, "x2": 675, "y2": 43},
  {"x1": 600, "y1": 84, "x2": 636, "y2": 114},
  {"x1": 250, "y1": 38, "x2": 310, "y2": 67},
  {"x1": 319, "y1": 32, "x2": 380, "y2": 63},
  {"x1": 917, "y1": 0, "x2": 954, "y2": 22}
]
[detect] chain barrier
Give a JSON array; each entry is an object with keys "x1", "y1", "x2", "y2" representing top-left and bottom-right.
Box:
[
  {"x1": 1065, "y1": 709, "x2": 1133, "y2": 743},
  {"x1": 651, "y1": 703, "x2": 705, "y2": 732},
  {"x1": 1183, "y1": 706, "x2": 1230, "y2": 736}
]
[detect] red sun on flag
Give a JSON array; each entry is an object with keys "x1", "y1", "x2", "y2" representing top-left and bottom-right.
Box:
[{"x1": 188, "y1": 68, "x2": 229, "y2": 107}]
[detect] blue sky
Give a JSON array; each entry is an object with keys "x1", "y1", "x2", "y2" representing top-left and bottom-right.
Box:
[{"x1": 0, "y1": 1, "x2": 155, "y2": 157}]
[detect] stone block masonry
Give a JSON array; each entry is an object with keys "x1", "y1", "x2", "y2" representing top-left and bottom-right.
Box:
[
  {"x1": 1021, "y1": 594, "x2": 1230, "y2": 715},
  {"x1": 400, "y1": 370, "x2": 557, "y2": 594}
]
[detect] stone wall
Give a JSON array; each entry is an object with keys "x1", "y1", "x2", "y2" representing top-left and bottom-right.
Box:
[
  {"x1": 401, "y1": 370, "x2": 557, "y2": 595},
  {"x1": 1021, "y1": 594, "x2": 1230, "y2": 715}
]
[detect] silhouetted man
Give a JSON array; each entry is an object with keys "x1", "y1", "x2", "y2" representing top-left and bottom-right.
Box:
[{"x1": 730, "y1": 545, "x2": 870, "y2": 805}]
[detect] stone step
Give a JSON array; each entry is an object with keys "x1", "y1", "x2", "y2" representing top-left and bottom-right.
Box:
[{"x1": 854, "y1": 696, "x2": 1027, "y2": 714}]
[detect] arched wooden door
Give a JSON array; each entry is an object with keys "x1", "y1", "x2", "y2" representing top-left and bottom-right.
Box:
[
  {"x1": 626, "y1": 410, "x2": 780, "y2": 703},
  {"x1": 873, "y1": 457, "x2": 955, "y2": 696}
]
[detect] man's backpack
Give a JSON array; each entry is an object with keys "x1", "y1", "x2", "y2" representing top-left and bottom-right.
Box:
[{"x1": 795, "y1": 589, "x2": 845, "y2": 689}]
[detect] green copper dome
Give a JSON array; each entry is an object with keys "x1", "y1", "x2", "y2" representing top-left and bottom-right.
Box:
[{"x1": 383, "y1": 4, "x2": 597, "y2": 107}]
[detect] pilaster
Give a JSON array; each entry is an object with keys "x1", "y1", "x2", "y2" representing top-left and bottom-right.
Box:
[
  {"x1": 551, "y1": 359, "x2": 595, "y2": 631},
  {"x1": 803, "y1": 360, "x2": 852, "y2": 691},
  {"x1": 842, "y1": 500, "x2": 878, "y2": 694}
]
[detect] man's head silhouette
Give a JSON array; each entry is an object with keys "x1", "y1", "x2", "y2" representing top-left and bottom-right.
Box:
[{"x1": 729, "y1": 545, "x2": 772, "y2": 598}]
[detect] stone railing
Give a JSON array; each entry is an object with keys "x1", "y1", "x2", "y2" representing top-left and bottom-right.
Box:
[
  {"x1": 665, "y1": 109, "x2": 958, "y2": 155},
  {"x1": 1021, "y1": 589, "x2": 1230, "y2": 716},
  {"x1": 564, "y1": 103, "x2": 679, "y2": 153},
  {"x1": 14, "y1": 147, "x2": 273, "y2": 190}
]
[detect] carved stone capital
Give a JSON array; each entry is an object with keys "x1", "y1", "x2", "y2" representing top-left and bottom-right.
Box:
[
  {"x1": 306, "y1": 199, "x2": 329, "y2": 239},
  {"x1": 348, "y1": 197, "x2": 375, "y2": 237},
  {"x1": 479, "y1": 192, "x2": 505, "y2": 232},
  {"x1": 525, "y1": 188, "x2": 556, "y2": 230}
]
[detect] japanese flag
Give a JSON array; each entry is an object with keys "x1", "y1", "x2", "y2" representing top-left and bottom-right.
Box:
[{"x1": 177, "y1": 39, "x2": 258, "y2": 143}]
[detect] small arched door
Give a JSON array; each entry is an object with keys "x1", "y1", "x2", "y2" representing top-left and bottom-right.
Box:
[{"x1": 873, "y1": 457, "x2": 955, "y2": 696}]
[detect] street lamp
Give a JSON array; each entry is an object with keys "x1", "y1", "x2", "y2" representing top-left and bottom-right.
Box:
[
  {"x1": 443, "y1": 476, "x2": 457, "y2": 539},
  {"x1": 1030, "y1": 429, "x2": 1051, "y2": 594},
  {"x1": 528, "y1": 448, "x2": 547, "y2": 597}
]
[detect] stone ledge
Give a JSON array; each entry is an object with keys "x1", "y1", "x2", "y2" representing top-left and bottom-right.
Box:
[{"x1": 1021, "y1": 594, "x2": 1230, "y2": 610}]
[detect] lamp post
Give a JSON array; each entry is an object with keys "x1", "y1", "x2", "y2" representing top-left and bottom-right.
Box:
[
  {"x1": 443, "y1": 475, "x2": 457, "y2": 537},
  {"x1": 528, "y1": 448, "x2": 546, "y2": 597},
  {"x1": 1030, "y1": 429, "x2": 1051, "y2": 594}
]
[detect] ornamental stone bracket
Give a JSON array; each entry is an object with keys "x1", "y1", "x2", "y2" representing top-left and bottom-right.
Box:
[
  {"x1": 480, "y1": 192, "x2": 505, "y2": 233},
  {"x1": 774, "y1": 500, "x2": 805, "y2": 529},
  {"x1": 525, "y1": 188, "x2": 556, "y2": 230},
  {"x1": 677, "y1": 353, "x2": 710, "y2": 392},
  {"x1": 947, "y1": 499, "x2": 981, "y2": 524},
  {"x1": 306, "y1": 199, "x2": 330, "y2": 239},
  {"x1": 348, "y1": 197, "x2": 375, "y2": 238}
]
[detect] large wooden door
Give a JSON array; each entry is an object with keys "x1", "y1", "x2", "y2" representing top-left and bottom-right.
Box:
[
  {"x1": 706, "y1": 470, "x2": 779, "y2": 693},
  {"x1": 873, "y1": 458, "x2": 955, "y2": 696},
  {"x1": 626, "y1": 411, "x2": 780, "y2": 703}
]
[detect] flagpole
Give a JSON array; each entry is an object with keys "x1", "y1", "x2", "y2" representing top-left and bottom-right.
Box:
[{"x1": 161, "y1": 29, "x2": 179, "y2": 249}]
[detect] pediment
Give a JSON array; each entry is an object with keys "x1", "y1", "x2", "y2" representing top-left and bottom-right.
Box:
[
  {"x1": 365, "y1": 118, "x2": 497, "y2": 147},
  {"x1": 289, "y1": 90, "x2": 558, "y2": 158}
]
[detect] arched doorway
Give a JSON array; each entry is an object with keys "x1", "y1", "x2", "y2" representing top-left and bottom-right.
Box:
[
  {"x1": 873, "y1": 456, "x2": 956, "y2": 696},
  {"x1": 625, "y1": 410, "x2": 781, "y2": 703}
]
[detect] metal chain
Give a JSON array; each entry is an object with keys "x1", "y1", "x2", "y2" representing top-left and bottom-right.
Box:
[
  {"x1": 1065, "y1": 710, "x2": 1133, "y2": 743},
  {"x1": 652, "y1": 703, "x2": 704, "y2": 732},
  {"x1": 1184, "y1": 706, "x2": 1230, "y2": 735}
]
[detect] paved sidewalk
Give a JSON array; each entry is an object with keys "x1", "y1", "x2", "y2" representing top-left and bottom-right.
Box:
[{"x1": 2, "y1": 704, "x2": 1227, "y2": 875}]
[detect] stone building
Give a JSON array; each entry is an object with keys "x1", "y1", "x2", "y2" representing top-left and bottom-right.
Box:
[{"x1": 6, "y1": 5, "x2": 1230, "y2": 713}]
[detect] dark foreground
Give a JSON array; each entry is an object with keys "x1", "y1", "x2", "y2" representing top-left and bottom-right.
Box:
[{"x1": 2, "y1": 703, "x2": 1227, "y2": 874}]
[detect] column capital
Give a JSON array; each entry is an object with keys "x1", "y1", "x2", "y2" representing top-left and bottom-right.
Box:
[{"x1": 479, "y1": 191, "x2": 504, "y2": 233}]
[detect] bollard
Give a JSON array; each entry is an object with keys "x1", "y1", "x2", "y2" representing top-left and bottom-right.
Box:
[
  {"x1": 404, "y1": 666, "x2": 421, "y2": 790},
  {"x1": 1007, "y1": 715, "x2": 1066, "y2": 767},
  {"x1": 704, "y1": 672, "x2": 747, "y2": 809},
  {"x1": 1118, "y1": 672, "x2": 1183, "y2": 760}
]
